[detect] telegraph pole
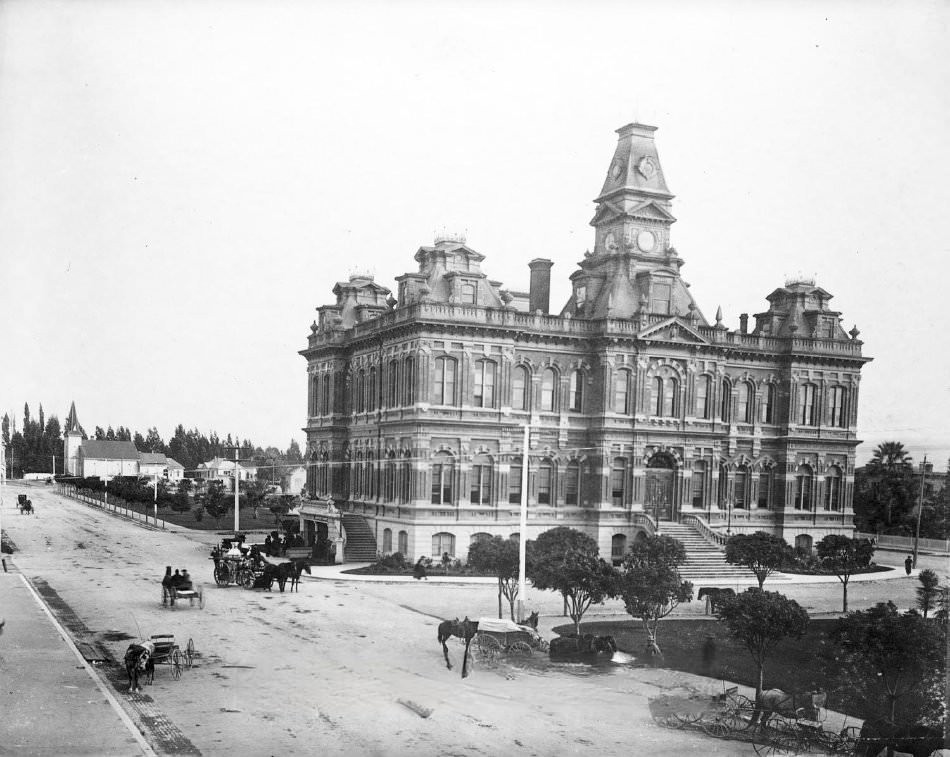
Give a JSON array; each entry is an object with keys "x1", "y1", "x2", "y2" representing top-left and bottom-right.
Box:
[
  {"x1": 516, "y1": 423, "x2": 530, "y2": 624},
  {"x1": 233, "y1": 447, "x2": 240, "y2": 534},
  {"x1": 913, "y1": 455, "x2": 927, "y2": 568}
]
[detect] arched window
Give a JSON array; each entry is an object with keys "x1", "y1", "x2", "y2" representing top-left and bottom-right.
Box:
[
  {"x1": 695, "y1": 375, "x2": 711, "y2": 419},
  {"x1": 319, "y1": 451, "x2": 330, "y2": 494},
  {"x1": 470, "y1": 532, "x2": 492, "y2": 545},
  {"x1": 798, "y1": 383, "x2": 817, "y2": 426},
  {"x1": 569, "y1": 370, "x2": 583, "y2": 412},
  {"x1": 721, "y1": 379, "x2": 732, "y2": 422},
  {"x1": 652, "y1": 376, "x2": 663, "y2": 416},
  {"x1": 356, "y1": 370, "x2": 366, "y2": 413},
  {"x1": 368, "y1": 367, "x2": 377, "y2": 411},
  {"x1": 512, "y1": 365, "x2": 529, "y2": 411},
  {"x1": 382, "y1": 528, "x2": 392, "y2": 554},
  {"x1": 737, "y1": 382, "x2": 753, "y2": 423},
  {"x1": 540, "y1": 368, "x2": 557, "y2": 411},
  {"x1": 825, "y1": 466, "x2": 842, "y2": 511},
  {"x1": 735, "y1": 465, "x2": 750, "y2": 508},
  {"x1": 430, "y1": 452, "x2": 454, "y2": 505},
  {"x1": 795, "y1": 534, "x2": 813, "y2": 553},
  {"x1": 796, "y1": 464, "x2": 814, "y2": 510},
  {"x1": 397, "y1": 530, "x2": 408, "y2": 556},
  {"x1": 432, "y1": 532, "x2": 456, "y2": 558},
  {"x1": 829, "y1": 386, "x2": 847, "y2": 428},
  {"x1": 691, "y1": 460, "x2": 706, "y2": 507},
  {"x1": 508, "y1": 456, "x2": 523, "y2": 504},
  {"x1": 473, "y1": 360, "x2": 496, "y2": 408},
  {"x1": 757, "y1": 468, "x2": 772, "y2": 508},
  {"x1": 470, "y1": 455, "x2": 492, "y2": 505},
  {"x1": 611, "y1": 457, "x2": 626, "y2": 506},
  {"x1": 537, "y1": 459, "x2": 554, "y2": 504},
  {"x1": 653, "y1": 376, "x2": 677, "y2": 417},
  {"x1": 611, "y1": 534, "x2": 628, "y2": 565},
  {"x1": 614, "y1": 369, "x2": 631, "y2": 414},
  {"x1": 322, "y1": 374, "x2": 331, "y2": 415},
  {"x1": 388, "y1": 360, "x2": 400, "y2": 407},
  {"x1": 403, "y1": 357, "x2": 415, "y2": 405},
  {"x1": 564, "y1": 461, "x2": 580, "y2": 506},
  {"x1": 759, "y1": 383, "x2": 774, "y2": 424},
  {"x1": 434, "y1": 357, "x2": 456, "y2": 405}
]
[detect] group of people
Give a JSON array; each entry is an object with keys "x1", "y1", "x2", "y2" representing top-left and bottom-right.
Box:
[
  {"x1": 263, "y1": 531, "x2": 306, "y2": 557},
  {"x1": 161, "y1": 566, "x2": 193, "y2": 606}
]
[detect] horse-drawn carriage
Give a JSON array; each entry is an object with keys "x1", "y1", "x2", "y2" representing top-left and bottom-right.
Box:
[
  {"x1": 124, "y1": 634, "x2": 195, "y2": 692},
  {"x1": 17, "y1": 494, "x2": 33, "y2": 514},
  {"x1": 472, "y1": 617, "x2": 548, "y2": 662}
]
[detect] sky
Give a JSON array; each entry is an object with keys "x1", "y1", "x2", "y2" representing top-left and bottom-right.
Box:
[{"x1": 1, "y1": 0, "x2": 947, "y2": 467}]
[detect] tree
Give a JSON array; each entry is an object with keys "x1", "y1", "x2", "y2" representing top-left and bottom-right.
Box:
[
  {"x1": 715, "y1": 590, "x2": 809, "y2": 709},
  {"x1": 2, "y1": 413, "x2": 9, "y2": 447},
  {"x1": 526, "y1": 527, "x2": 617, "y2": 635},
  {"x1": 916, "y1": 569, "x2": 941, "y2": 618},
  {"x1": 467, "y1": 536, "x2": 521, "y2": 620},
  {"x1": 870, "y1": 441, "x2": 914, "y2": 470},
  {"x1": 171, "y1": 479, "x2": 193, "y2": 513},
  {"x1": 201, "y1": 480, "x2": 230, "y2": 526},
  {"x1": 268, "y1": 495, "x2": 295, "y2": 528},
  {"x1": 827, "y1": 602, "x2": 945, "y2": 727},
  {"x1": 616, "y1": 535, "x2": 693, "y2": 656},
  {"x1": 856, "y1": 442, "x2": 918, "y2": 533},
  {"x1": 815, "y1": 534, "x2": 874, "y2": 611},
  {"x1": 285, "y1": 439, "x2": 303, "y2": 463},
  {"x1": 144, "y1": 427, "x2": 165, "y2": 452},
  {"x1": 243, "y1": 479, "x2": 269, "y2": 519},
  {"x1": 724, "y1": 532, "x2": 793, "y2": 589}
]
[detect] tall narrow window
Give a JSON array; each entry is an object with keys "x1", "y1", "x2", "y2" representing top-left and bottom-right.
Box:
[
  {"x1": 695, "y1": 375, "x2": 711, "y2": 419},
  {"x1": 470, "y1": 457, "x2": 492, "y2": 504},
  {"x1": 509, "y1": 458, "x2": 523, "y2": 504},
  {"x1": 737, "y1": 382, "x2": 753, "y2": 423},
  {"x1": 798, "y1": 384, "x2": 817, "y2": 425},
  {"x1": 368, "y1": 367, "x2": 377, "y2": 411},
  {"x1": 382, "y1": 528, "x2": 392, "y2": 553},
  {"x1": 354, "y1": 450, "x2": 364, "y2": 497},
  {"x1": 760, "y1": 384, "x2": 774, "y2": 423},
  {"x1": 662, "y1": 377, "x2": 677, "y2": 417},
  {"x1": 825, "y1": 466, "x2": 841, "y2": 510},
  {"x1": 435, "y1": 357, "x2": 456, "y2": 405},
  {"x1": 565, "y1": 461, "x2": 580, "y2": 505},
  {"x1": 735, "y1": 466, "x2": 749, "y2": 508},
  {"x1": 322, "y1": 374, "x2": 331, "y2": 415},
  {"x1": 397, "y1": 530, "x2": 408, "y2": 556},
  {"x1": 366, "y1": 451, "x2": 375, "y2": 499},
  {"x1": 473, "y1": 360, "x2": 496, "y2": 408},
  {"x1": 796, "y1": 465, "x2": 814, "y2": 510},
  {"x1": 356, "y1": 370, "x2": 366, "y2": 413},
  {"x1": 309, "y1": 375, "x2": 317, "y2": 415},
  {"x1": 537, "y1": 460, "x2": 553, "y2": 504},
  {"x1": 460, "y1": 283, "x2": 476, "y2": 304},
  {"x1": 399, "y1": 456, "x2": 411, "y2": 503},
  {"x1": 691, "y1": 461, "x2": 706, "y2": 507},
  {"x1": 652, "y1": 377, "x2": 663, "y2": 416},
  {"x1": 611, "y1": 458, "x2": 626, "y2": 506},
  {"x1": 721, "y1": 379, "x2": 732, "y2": 422},
  {"x1": 569, "y1": 370, "x2": 583, "y2": 412},
  {"x1": 540, "y1": 368, "x2": 556, "y2": 411},
  {"x1": 651, "y1": 282, "x2": 671, "y2": 315},
  {"x1": 512, "y1": 365, "x2": 528, "y2": 410},
  {"x1": 403, "y1": 357, "x2": 415, "y2": 405},
  {"x1": 388, "y1": 360, "x2": 399, "y2": 407},
  {"x1": 384, "y1": 459, "x2": 395, "y2": 501},
  {"x1": 829, "y1": 386, "x2": 846, "y2": 428},
  {"x1": 614, "y1": 370, "x2": 631, "y2": 414},
  {"x1": 430, "y1": 453, "x2": 454, "y2": 504},
  {"x1": 757, "y1": 469, "x2": 772, "y2": 508}
]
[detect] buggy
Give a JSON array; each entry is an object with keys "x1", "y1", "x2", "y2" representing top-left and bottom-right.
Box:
[
  {"x1": 472, "y1": 617, "x2": 548, "y2": 663},
  {"x1": 147, "y1": 634, "x2": 195, "y2": 681}
]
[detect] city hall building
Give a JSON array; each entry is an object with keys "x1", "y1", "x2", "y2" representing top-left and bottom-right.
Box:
[{"x1": 299, "y1": 123, "x2": 871, "y2": 563}]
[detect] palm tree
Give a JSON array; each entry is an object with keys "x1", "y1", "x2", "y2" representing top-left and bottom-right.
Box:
[{"x1": 870, "y1": 441, "x2": 913, "y2": 470}]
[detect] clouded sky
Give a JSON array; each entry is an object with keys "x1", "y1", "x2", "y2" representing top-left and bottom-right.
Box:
[{"x1": 1, "y1": 0, "x2": 947, "y2": 466}]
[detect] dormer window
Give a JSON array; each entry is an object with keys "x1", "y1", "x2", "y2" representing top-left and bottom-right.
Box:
[
  {"x1": 460, "y1": 283, "x2": 476, "y2": 304},
  {"x1": 575, "y1": 285, "x2": 586, "y2": 305},
  {"x1": 651, "y1": 282, "x2": 671, "y2": 315}
]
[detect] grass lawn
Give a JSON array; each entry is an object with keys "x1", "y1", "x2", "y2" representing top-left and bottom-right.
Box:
[{"x1": 564, "y1": 616, "x2": 859, "y2": 718}]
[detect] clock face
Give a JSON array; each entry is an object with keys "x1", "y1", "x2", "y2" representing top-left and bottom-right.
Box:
[{"x1": 637, "y1": 229, "x2": 657, "y2": 252}]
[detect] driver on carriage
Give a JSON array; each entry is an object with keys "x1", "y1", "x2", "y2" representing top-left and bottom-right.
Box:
[{"x1": 178, "y1": 569, "x2": 193, "y2": 592}]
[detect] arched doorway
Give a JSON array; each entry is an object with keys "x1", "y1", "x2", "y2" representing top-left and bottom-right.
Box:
[{"x1": 645, "y1": 452, "x2": 677, "y2": 521}]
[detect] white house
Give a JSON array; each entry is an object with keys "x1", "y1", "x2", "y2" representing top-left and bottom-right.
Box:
[
  {"x1": 166, "y1": 457, "x2": 185, "y2": 482},
  {"x1": 281, "y1": 465, "x2": 307, "y2": 496},
  {"x1": 77, "y1": 440, "x2": 141, "y2": 480},
  {"x1": 195, "y1": 457, "x2": 258, "y2": 492}
]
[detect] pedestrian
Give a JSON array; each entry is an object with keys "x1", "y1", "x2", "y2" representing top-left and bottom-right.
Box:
[
  {"x1": 264, "y1": 534, "x2": 272, "y2": 557},
  {"x1": 161, "y1": 566, "x2": 173, "y2": 606},
  {"x1": 413, "y1": 556, "x2": 428, "y2": 581},
  {"x1": 905, "y1": 554, "x2": 913, "y2": 575}
]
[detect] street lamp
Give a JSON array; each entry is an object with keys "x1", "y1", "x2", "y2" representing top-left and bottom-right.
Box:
[
  {"x1": 913, "y1": 455, "x2": 928, "y2": 569},
  {"x1": 726, "y1": 496, "x2": 733, "y2": 536}
]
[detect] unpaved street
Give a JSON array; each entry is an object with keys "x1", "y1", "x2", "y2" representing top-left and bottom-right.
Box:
[{"x1": 2, "y1": 482, "x2": 933, "y2": 756}]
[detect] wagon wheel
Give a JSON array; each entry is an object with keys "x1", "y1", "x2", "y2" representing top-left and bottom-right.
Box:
[
  {"x1": 702, "y1": 718, "x2": 731, "y2": 739},
  {"x1": 751, "y1": 726, "x2": 797, "y2": 756},
  {"x1": 240, "y1": 568, "x2": 256, "y2": 589},
  {"x1": 171, "y1": 649, "x2": 184, "y2": 680},
  {"x1": 185, "y1": 638, "x2": 195, "y2": 668},
  {"x1": 508, "y1": 640, "x2": 532, "y2": 656},
  {"x1": 830, "y1": 726, "x2": 860, "y2": 756},
  {"x1": 476, "y1": 634, "x2": 501, "y2": 663},
  {"x1": 213, "y1": 563, "x2": 230, "y2": 586},
  {"x1": 725, "y1": 694, "x2": 757, "y2": 732},
  {"x1": 672, "y1": 710, "x2": 704, "y2": 727}
]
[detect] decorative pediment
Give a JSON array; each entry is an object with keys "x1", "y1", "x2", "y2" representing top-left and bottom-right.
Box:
[
  {"x1": 626, "y1": 200, "x2": 677, "y2": 222},
  {"x1": 589, "y1": 201, "x2": 624, "y2": 225},
  {"x1": 638, "y1": 317, "x2": 709, "y2": 344}
]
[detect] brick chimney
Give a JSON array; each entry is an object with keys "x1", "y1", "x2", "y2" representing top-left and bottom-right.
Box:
[
  {"x1": 528, "y1": 259, "x2": 553, "y2": 314},
  {"x1": 739, "y1": 313, "x2": 749, "y2": 334}
]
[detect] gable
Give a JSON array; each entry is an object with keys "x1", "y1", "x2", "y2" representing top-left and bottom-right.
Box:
[
  {"x1": 638, "y1": 317, "x2": 709, "y2": 344},
  {"x1": 626, "y1": 200, "x2": 676, "y2": 222}
]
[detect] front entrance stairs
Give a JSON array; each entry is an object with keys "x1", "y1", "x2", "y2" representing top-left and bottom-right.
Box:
[
  {"x1": 659, "y1": 521, "x2": 756, "y2": 584},
  {"x1": 340, "y1": 513, "x2": 378, "y2": 562}
]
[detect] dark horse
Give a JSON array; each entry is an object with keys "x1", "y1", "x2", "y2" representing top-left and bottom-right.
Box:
[
  {"x1": 19, "y1": 499, "x2": 34, "y2": 515},
  {"x1": 549, "y1": 633, "x2": 618, "y2": 660},
  {"x1": 697, "y1": 587, "x2": 736, "y2": 614},
  {"x1": 124, "y1": 642, "x2": 154, "y2": 692},
  {"x1": 275, "y1": 561, "x2": 311, "y2": 592},
  {"x1": 437, "y1": 616, "x2": 479, "y2": 675}
]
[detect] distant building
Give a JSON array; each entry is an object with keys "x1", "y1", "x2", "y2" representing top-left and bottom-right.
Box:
[
  {"x1": 195, "y1": 457, "x2": 258, "y2": 492},
  {"x1": 77, "y1": 440, "x2": 141, "y2": 480},
  {"x1": 166, "y1": 457, "x2": 185, "y2": 483},
  {"x1": 281, "y1": 465, "x2": 307, "y2": 496},
  {"x1": 300, "y1": 122, "x2": 871, "y2": 563}
]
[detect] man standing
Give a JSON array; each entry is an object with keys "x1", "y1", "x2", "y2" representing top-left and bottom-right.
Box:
[{"x1": 904, "y1": 554, "x2": 913, "y2": 575}]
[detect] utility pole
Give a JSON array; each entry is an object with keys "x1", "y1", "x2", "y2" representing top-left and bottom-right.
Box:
[
  {"x1": 913, "y1": 455, "x2": 927, "y2": 568},
  {"x1": 234, "y1": 447, "x2": 240, "y2": 535},
  {"x1": 153, "y1": 476, "x2": 158, "y2": 526},
  {"x1": 516, "y1": 423, "x2": 530, "y2": 624}
]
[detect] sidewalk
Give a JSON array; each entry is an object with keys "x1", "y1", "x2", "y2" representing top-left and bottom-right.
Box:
[{"x1": 0, "y1": 572, "x2": 153, "y2": 756}]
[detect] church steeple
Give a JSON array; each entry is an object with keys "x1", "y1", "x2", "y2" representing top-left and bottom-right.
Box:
[{"x1": 64, "y1": 401, "x2": 82, "y2": 434}]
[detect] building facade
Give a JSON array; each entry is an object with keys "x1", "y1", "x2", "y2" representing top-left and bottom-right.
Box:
[{"x1": 300, "y1": 123, "x2": 871, "y2": 562}]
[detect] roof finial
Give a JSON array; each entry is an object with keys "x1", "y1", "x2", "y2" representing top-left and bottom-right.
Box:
[{"x1": 715, "y1": 306, "x2": 723, "y2": 326}]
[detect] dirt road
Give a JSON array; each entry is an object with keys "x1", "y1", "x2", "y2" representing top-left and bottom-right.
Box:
[{"x1": 2, "y1": 482, "x2": 932, "y2": 756}]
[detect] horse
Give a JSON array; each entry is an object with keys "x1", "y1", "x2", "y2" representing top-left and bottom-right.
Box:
[
  {"x1": 19, "y1": 499, "x2": 34, "y2": 515},
  {"x1": 854, "y1": 720, "x2": 943, "y2": 757},
  {"x1": 697, "y1": 587, "x2": 736, "y2": 614},
  {"x1": 276, "y1": 561, "x2": 311, "y2": 592},
  {"x1": 548, "y1": 633, "x2": 618, "y2": 660},
  {"x1": 124, "y1": 642, "x2": 155, "y2": 692},
  {"x1": 756, "y1": 688, "x2": 825, "y2": 728},
  {"x1": 437, "y1": 616, "x2": 479, "y2": 673},
  {"x1": 520, "y1": 611, "x2": 539, "y2": 630}
]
